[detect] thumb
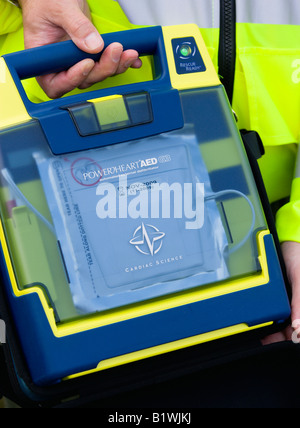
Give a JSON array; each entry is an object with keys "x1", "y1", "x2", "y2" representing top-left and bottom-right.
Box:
[{"x1": 62, "y1": 5, "x2": 104, "y2": 53}]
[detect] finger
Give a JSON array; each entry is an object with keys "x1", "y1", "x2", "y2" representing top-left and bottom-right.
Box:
[
  {"x1": 78, "y1": 46, "x2": 142, "y2": 89},
  {"x1": 115, "y1": 50, "x2": 143, "y2": 75},
  {"x1": 131, "y1": 58, "x2": 143, "y2": 69},
  {"x1": 78, "y1": 43, "x2": 124, "y2": 89},
  {"x1": 21, "y1": 0, "x2": 104, "y2": 53},
  {"x1": 261, "y1": 331, "x2": 288, "y2": 346},
  {"x1": 291, "y1": 280, "x2": 300, "y2": 325},
  {"x1": 261, "y1": 325, "x2": 293, "y2": 346},
  {"x1": 37, "y1": 58, "x2": 95, "y2": 99},
  {"x1": 281, "y1": 241, "x2": 300, "y2": 330},
  {"x1": 57, "y1": 2, "x2": 104, "y2": 53}
]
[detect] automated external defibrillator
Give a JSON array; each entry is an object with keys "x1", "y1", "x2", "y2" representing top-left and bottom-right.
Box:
[{"x1": 0, "y1": 25, "x2": 290, "y2": 386}]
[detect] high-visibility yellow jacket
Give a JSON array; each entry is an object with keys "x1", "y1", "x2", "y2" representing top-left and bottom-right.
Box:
[{"x1": 1, "y1": 0, "x2": 300, "y2": 242}]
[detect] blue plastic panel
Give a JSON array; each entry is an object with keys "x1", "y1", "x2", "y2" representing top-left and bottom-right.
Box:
[{"x1": 0, "y1": 233, "x2": 290, "y2": 385}]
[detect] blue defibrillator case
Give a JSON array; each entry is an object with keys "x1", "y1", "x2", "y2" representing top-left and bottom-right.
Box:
[{"x1": 0, "y1": 25, "x2": 290, "y2": 387}]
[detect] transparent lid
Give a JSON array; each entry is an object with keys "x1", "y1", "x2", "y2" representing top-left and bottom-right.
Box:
[{"x1": 0, "y1": 87, "x2": 268, "y2": 322}]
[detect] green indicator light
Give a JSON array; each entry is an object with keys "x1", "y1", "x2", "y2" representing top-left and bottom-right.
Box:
[{"x1": 179, "y1": 45, "x2": 192, "y2": 57}]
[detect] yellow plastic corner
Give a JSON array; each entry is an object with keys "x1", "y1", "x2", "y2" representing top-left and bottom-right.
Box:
[
  {"x1": 162, "y1": 24, "x2": 221, "y2": 91},
  {"x1": 0, "y1": 58, "x2": 31, "y2": 129}
]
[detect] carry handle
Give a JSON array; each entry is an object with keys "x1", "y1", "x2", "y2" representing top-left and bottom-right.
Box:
[
  {"x1": 3, "y1": 26, "x2": 184, "y2": 154},
  {"x1": 4, "y1": 26, "x2": 167, "y2": 81}
]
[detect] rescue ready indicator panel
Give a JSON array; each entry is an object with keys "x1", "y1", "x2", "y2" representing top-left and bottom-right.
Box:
[{"x1": 172, "y1": 37, "x2": 207, "y2": 75}]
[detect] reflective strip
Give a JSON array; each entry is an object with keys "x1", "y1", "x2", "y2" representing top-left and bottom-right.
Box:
[
  {"x1": 237, "y1": 0, "x2": 300, "y2": 26},
  {"x1": 114, "y1": 0, "x2": 220, "y2": 28},
  {"x1": 115, "y1": 0, "x2": 300, "y2": 27}
]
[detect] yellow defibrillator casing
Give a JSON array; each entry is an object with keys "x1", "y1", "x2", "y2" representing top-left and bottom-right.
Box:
[{"x1": 0, "y1": 25, "x2": 290, "y2": 386}]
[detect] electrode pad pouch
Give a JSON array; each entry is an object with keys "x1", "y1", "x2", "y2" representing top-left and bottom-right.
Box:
[{"x1": 34, "y1": 128, "x2": 230, "y2": 313}]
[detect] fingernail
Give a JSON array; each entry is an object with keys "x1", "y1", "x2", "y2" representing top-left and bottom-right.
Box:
[
  {"x1": 125, "y1": 54, "x2": 140, "y2": 69},
  {"x1": 111, "y1": 46, "x2": 123, "y2": 63},
  {"x1": 82, "y1": 61, "x2": 94, "y2": 76},
  {"x1": 292, "y1": 319, "x2": 300, "y2": 330},
  {"x1": 84, "y1": 32, "x2": 103, "y2": 51}
]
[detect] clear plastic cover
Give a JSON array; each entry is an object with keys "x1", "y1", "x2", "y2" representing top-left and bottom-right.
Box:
[{"x1": 0, "y1": 87, "x2": 268, "y2": 322}]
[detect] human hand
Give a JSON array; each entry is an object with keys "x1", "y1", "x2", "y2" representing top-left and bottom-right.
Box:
[
  {"x1": 262, "y1": 241, "x2": 300, "y2": 345},
  {"x1": 19, "y1": 0, "x2": 142, "y2": 98},
  {"x1": 281, "y1": 241, "x2": 300, "y2": 335}
]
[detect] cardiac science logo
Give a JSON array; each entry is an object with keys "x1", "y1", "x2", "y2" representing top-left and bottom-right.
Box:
[{"x1": 130, "y1": 223, "x2": 165, "y2": 256}]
